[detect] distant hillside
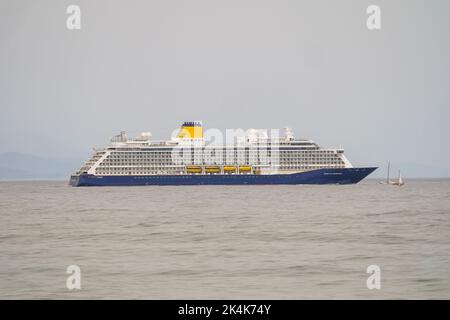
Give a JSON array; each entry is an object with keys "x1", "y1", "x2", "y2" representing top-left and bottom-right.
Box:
[{"x1": 0, "y1": 152, "x2": 83, "y2": 180}]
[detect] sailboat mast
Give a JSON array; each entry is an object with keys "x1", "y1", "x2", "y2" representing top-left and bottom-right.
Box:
[{"x1": 387, "y1": 161, "x2": 390, "y2": 184}]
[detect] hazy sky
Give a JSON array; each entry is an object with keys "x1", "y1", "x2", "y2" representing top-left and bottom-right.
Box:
[{"x1": 1, "y1": 0, "x2": 449, "y2": 171}]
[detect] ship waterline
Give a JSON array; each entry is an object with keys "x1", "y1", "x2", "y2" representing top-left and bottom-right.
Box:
[{"x1": 70, "y1": 122, "x2": 377, "y2": 186}]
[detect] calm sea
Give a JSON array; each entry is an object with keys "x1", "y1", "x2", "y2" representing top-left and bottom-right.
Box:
[{"x1": 0, "y1": 179, "x2": 449, "y2": 299}]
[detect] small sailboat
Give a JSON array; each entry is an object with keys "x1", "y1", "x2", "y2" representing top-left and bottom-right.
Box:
[
  {"x1": 380, "y1": 162, "x2": 404, "y2": 186},
  {"x1": 391, "y1": 170, "x2": 404, "y2": 186}
]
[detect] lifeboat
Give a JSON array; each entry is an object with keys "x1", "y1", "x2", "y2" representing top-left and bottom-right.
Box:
[
  {"x1": 205, "y1": 166, "x2": 220, "y2": 173},
  {"x1": 186, "y1": 165, "x2": 202, "y2": 173},
  {"x1": 239, "y1": 166, "x2": 252, "y2": 173},
  {"x1": 223, "y1": 166, "x2": 236, "y2": 173}
]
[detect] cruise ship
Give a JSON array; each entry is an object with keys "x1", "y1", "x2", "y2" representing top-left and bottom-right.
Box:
[{"x1": 70, "y1": 121, "x2": 377, "y2": 186}]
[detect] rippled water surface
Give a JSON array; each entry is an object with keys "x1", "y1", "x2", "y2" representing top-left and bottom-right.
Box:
[{"x1": 1, "y1": 180, "x2": 449, "y2": 299}]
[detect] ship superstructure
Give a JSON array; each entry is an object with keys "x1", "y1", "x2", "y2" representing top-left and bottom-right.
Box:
[{"x1": 70, "y1": 122, "x2": 376, "y2": 186}]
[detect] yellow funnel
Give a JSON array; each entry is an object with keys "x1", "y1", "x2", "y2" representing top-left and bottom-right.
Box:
[{"x1": 176, "y1": 121, "x2": 203, "y2": 139}]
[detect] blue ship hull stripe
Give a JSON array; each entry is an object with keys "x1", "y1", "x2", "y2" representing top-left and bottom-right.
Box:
[{"x1": 69, "y1": 167, "x2": 377, "y2": 186}]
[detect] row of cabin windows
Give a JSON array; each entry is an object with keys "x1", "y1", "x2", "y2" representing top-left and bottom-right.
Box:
[
  {"x1": 107, "y1": 150, "x2": 338, "y2": 158},
  {"x1": 102, "y1": 153, "x2": 343, "y2": 162},
  {"x1": 99, "y1": 158, "x2": 344, "y2": 167}
]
